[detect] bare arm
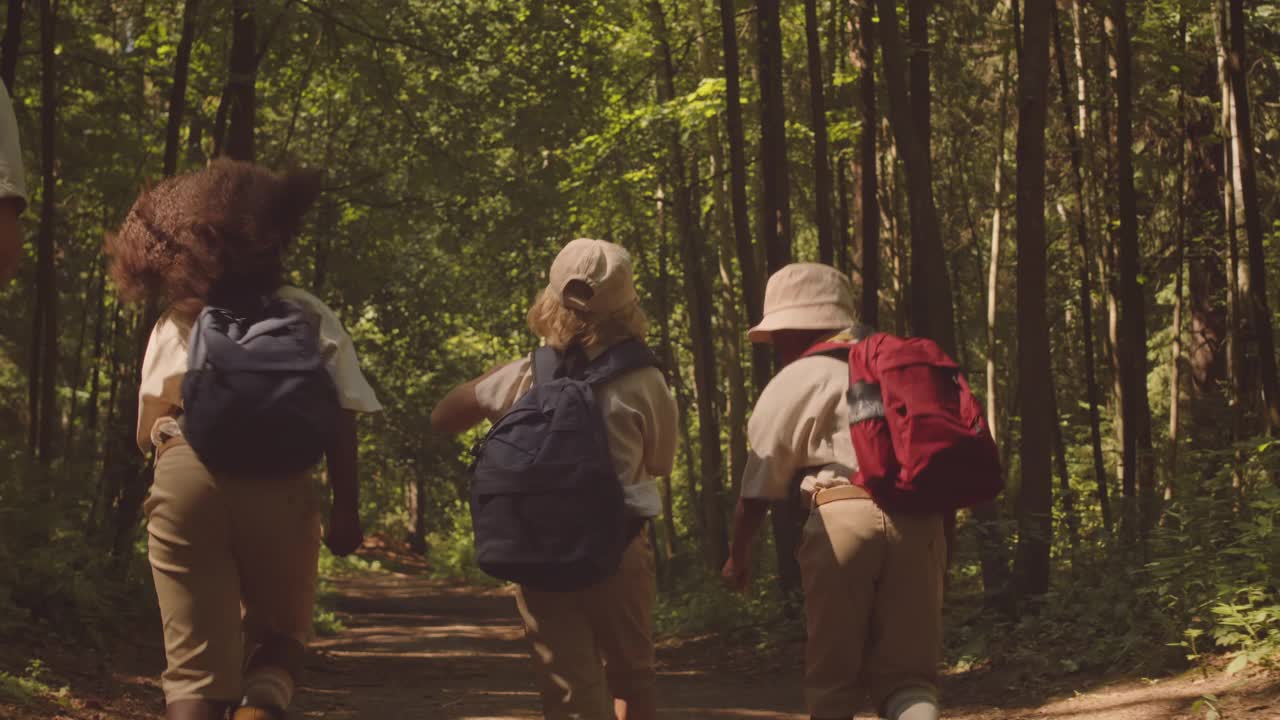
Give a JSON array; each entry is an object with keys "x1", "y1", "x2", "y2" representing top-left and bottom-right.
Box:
[
  {"x1": 722, "y1": 496, "x2": 772, "y2": 592},
  {"x1": 430, "y1": 365, "x2": 504, "y2": 435},
  {"x1": 0, "y1": 198, "x2": 20, "y2": 283}
]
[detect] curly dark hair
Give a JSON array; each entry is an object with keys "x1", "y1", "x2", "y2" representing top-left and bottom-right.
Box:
[{"x1": 106, "y1": 158, "x2": 322, "y2": 319}]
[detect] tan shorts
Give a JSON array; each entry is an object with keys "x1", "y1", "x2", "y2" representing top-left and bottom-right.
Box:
[
  {"x1": 145, "y1": 444, "x2": 322, "y2": 703},
  {"x1": 797, "y1": 494, "x2": 945, "y2": 718},
  {"x1": 515, "y1": 532, "x2": 656, "y2": 719}
]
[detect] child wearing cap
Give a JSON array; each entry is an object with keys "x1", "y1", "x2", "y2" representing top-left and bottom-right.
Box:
[
  {"x1": 722, "y1": 263, "x2": 945, "y2": 720},
  {"x1": 106, "y1": 160, "x2": 382, "y2": 720},
  {"x1": 0, "y1": 81, "x2": 26, "y2": 282},
  {"x1": 432, "y1": 238, "x2": 678, "y2": 720}
]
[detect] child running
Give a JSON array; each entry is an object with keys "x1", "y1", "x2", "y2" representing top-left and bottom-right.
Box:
[{"x1": 106, "y1": 159, "x2": 382, "y2": 720}]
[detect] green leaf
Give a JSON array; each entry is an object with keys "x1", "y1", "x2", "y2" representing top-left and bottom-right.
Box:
[{"x1": 1225, "y1": 654, "x2": 1248, "y2": 676}]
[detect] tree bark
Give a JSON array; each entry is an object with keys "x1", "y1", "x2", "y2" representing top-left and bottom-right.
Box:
[
  {"x1": 1112, "y1": 0, "x2": 1156, "y2": 542},
  {"x1": 1013, "y1": 0, "x2": 1053, "y2": 598},
  {"x1": 1053, "y1": 0, "x2": 1110, "y2": 532},
  {"x1": 1226, "y1": 0, "x2": 1280, "y2": 435},
  {"x1": 908, "y1": 0, "x2": 932, "y2": 162},
  {"x1": 225, "y1": 0, "x2": 257, "y2": 161},
  {"x1": 756, "y1": 0, "x2": 792, "y2": 271},
  {"x1": 986, "y1": 26, "x2": 1010, "y2": 445},
  {"x1": 804, "y1": 0, "x2": 834, "y2": 264},
  {"x1": 1, "y1": 0, "x2": 21, "y2": 91},
  {"x1": 651, "y1": 0, "x2": 727, "y2": 571},
  {"x1": 874, "y1": 0, "x2": 956, "y2": 356},
  {"x1": 1167, "y1": 15, "x2": 1187, "y2": 498},
  {"x1": 852, "y1": 1, "x2": 879, "y2": 326}
]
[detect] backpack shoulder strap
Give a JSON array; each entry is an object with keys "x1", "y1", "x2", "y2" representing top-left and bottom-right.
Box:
[
  {"x1": 581, "y1": 339, "x2": 658, "y2": 386},
  {"x1": 531, "y1": 346, "x2": 562, "y2": 387}
]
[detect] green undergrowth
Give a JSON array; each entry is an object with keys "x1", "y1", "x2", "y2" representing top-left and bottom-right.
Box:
[{"x1": 0, "y1": 661, "x2": 72, "y2": 709}]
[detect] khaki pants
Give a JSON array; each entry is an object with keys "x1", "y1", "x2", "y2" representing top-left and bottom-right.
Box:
[
  {"x1": 797, "y1": 497, "x2": 945, "y2": 718},
  {"x1": 515, "y1": 533, "x2": 656, "y2": 719},
  {"x1": 145, "y1": 444, "x2": 322, "y2": 703}
]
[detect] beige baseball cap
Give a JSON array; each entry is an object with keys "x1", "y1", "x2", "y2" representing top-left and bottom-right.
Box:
[
  {"x1": 547, "y1": 238, "x2": 640, "y2": 314},
  {"x1": 748, "y1": 263, "x2": 857, "y2": 343}
]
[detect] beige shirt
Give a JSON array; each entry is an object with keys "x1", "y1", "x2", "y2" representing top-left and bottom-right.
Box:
[
  {"x1": 136, "y1": 286, "x2": 382, "y2": 452},
  {"x1": 475, "y1": 349, "x2": 678, "y2": 518},
  {"x1": 0, "y1": 83, "x2": 26, "y2": 208},
  {"x1": 740, "y1": 354, "x2": 857, "y2": 502}
]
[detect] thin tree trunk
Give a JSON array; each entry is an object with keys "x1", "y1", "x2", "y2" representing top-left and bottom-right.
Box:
[
  {"x1": 1054, "y1": 0, "x2": 1110, "y2": 532},
  {"x1": 65, "y1": 259, "x2": 98, "y2": 456},
  {"x1": 225, "y1": 0, "x2": 256, "y2": 161},
  {"x1": 692, "y1": 0, "x2": 747, "y2": 494},
  {"x1": 720, "y1": 0, "x2": 768, "y2": 398},
  {"x1": 1050, "y1": 378, "x2": 1079, "y2": 552},
  {"x1": 1013, "y1": 0, "x2": 1053, "y2": 598},
  {"x1": 1112, "y1": 0, "x2": 1156, "y2": 542},
  {"x1": 1167, "y1": 14, "x2": 1187, "y2": 500},
  {"x1": 852, "y1": 1, "x2": 879, "y2": 326},
  {"x1": 756, "y1": 0, "x2": 792, "y2": 270},
  {"x1": 805, "y1": 0, "x2": 834, "y2": 263},
  {"x1": 163, "y1": 0, "x2": 200, "y2": 177},
  {"x1": 874, "y1": 0, "x2": 956, "y2": 356},
  {"x1": 1, "y1": 0, "x2": 21, "y2": 91},
  {"x1": 651, "y1": 0, "x2": 727, "y2": 571},
  {"x1": 986, "y1": 28, "x2": 1010, "y2": 444},
  {"x1": 1226, "y1": 0, "x2": 1280, "y2": 435},
  {"x1": 654, "y1": 186, "x2": 680, "y2": 564},
  {"x1": 33, "y1": 0, "x2": 57, "y2": 462},
  {"x1": 908, "y1": 0, "x2": 932, "y2": 158},
  {"x1": 1215, "y1": 0, "x2": 1245, "y2": 498},
  {"x1": 85, "y1": 260, "x2": 107, "y2": 437}
]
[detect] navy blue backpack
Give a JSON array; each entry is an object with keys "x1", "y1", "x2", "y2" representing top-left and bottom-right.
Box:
[
  {"x1": 469, "y1": 340, "x2": 658, "y2": 592},
  {"x1": 181, "y1": 296, "x2": 340, "y2": 476}
]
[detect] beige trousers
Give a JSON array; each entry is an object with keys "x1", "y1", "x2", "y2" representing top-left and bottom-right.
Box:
[
  {"x1": 797, "y1": 496, "x2": 945, "y2": 718},
  {"x1": 515, "y1": 533, "x2": 657, "y2": 719},
  {"x1": 145, "y1": 444, "x2": 321, "y2": 703}
]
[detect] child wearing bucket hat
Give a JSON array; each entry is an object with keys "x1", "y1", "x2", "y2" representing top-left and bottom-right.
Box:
[
  {"x1": 722, "y1": 263, "x2": 945, "y2": 720},
  {"x1": 431, "y1": 238, "x2": 677, "y2": 720}
]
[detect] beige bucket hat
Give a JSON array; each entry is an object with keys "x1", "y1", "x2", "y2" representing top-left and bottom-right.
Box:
[
  {"x1": 748, "y1": 263, "x2": 856, "y2": 343},
  {"x1": 547, "y1": 238, "x2": 639, "y2": 314}
]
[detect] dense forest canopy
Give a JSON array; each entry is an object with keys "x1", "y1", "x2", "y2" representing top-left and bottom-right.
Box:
[{"x1": 1, "y1": 0, "x2": 1278, "y2": 688}]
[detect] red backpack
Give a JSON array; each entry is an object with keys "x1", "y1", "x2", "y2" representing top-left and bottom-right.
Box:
[{"x1": 803, "y1": 328, "x2": 1003, "y2": 512}]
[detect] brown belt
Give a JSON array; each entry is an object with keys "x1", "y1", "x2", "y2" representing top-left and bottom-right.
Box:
[{"x1": 812, "y1": 484, "x2": 872, "y2": 509}]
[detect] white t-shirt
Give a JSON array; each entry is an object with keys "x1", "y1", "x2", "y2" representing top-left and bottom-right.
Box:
[
  {"x1": 0, "y1": 83, "x2": 26, "y2": 209},
  {"x1": 739, "y1": 354, "x2": 857, "y2": 502},
  {"x1": 474, "y1": 346, "x2": 679, "y2": 519},
  {"x1": 136, "y1": 286, "x2": 382, "y2": 452}
]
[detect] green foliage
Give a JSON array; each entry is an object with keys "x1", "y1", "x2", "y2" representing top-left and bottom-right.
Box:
[
  {"x1": 0, "y1": 661, "x2": 72, "y2": 708},
  {"x1": 422, "y1": 501, "x2": 500, "y2": 586}
]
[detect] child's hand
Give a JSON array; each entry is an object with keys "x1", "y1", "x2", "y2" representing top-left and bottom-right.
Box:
[
  {"x1": 721, "y1": 555, "x2": 751, "y2": 594},
  {"x1": 325, "y1": 505, "x2": 364, "y2": 557}
]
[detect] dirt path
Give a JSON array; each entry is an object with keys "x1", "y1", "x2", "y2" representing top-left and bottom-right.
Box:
[
  {"x1": 3, "y1": 567, "x2": 1277, "y2": 719},
  {"x1": 294, "y1": 570, "x2": 1279, "y2": 720}
]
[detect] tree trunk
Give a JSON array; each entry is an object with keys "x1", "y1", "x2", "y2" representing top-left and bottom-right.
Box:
[
  {"x1": 1053, "y1": 0, "x2": 1111, "y2": 532},
  {"x1": 225, "y1": 0, "x2": 256, "y2": 161},
  {"x1": 692, "y1": 0, "x2": 748, "y2": 495},
  {"x1": 986, "y1": 26, "x2": 1010, "y2": 445},
  {"x1": 874, "y1": 0, "x2": 955, "y2": 356},
  {"x1": 1013, "y1": 0, "x2": 1053, "y2": 598},
  {"x1": 804, "y1": 0, "x2": 834, "y2": 264},
  {"x1": 1, "y1": 0, "x2": 21, "y2": 91},
  {"x1": 1226, "y1": 0, "x2": 1280, "y2": 435},
  {"x1": 1049, "y1": 378, "x2": 1079, "y2": 551},
  {"x1": 163, "y1": 0, "x2": 200, "y2": 176},
  {"x1": 907, "y1": 0, "x2": 932, "y2": 161},
  {"x1": 756, "y1": 0, "x2": 792, "y2": 271},
  {"x1": 1166, "y1": 14, "x2": 1187, "y2": 499},
  {"x1": 852, "y1": 1, "x2": 879, "y2": 326},
  {"x1": 33, "y1": 0, "x2": 57, "y2": 462},
  {"x1": 1112, "y1": 0, "x2": 1156, "y2": 542},
  {"x1": 720, "y1": 0, "x2": 769, "y2": 399},
  {"x1": 654, "y1": 186, "x2": 681, "y2": 565},
  {"x1": 651, "y1": 0, "x2": 727, "y2": 572}
]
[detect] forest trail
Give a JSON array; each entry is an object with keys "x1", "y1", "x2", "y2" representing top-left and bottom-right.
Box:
[
  {"x1": 3, "y1": 564, "x2": 1277, "y2": 719},
  {"x1": 290, "y1": 569, "x2": 1280, "y2": 720}
]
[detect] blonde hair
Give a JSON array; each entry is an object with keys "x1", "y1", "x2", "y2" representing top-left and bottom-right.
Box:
[{"x1": 527, "y1": 289, "x2": 650, "y2": 350}]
